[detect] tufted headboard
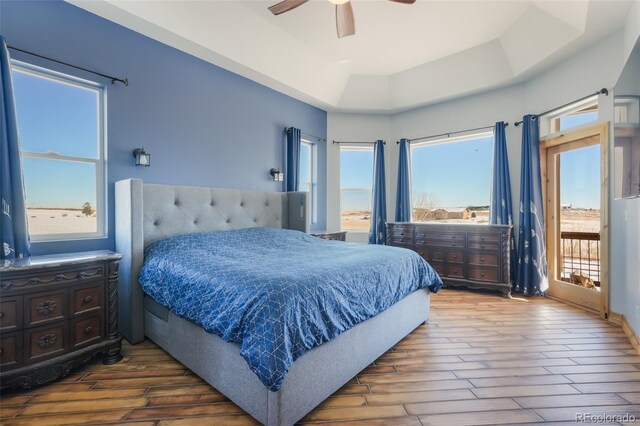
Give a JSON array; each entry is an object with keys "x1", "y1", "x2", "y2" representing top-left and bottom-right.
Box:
[{"x1": 115, "y1": 178, "x2": 310, "y2": 343}]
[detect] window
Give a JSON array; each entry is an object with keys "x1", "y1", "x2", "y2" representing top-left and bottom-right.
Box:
[
  {"x1": 299, "y1": 140, "x2": 317, "y2": 224},
  {"x1": 340, "y1": 146, "x2": 373, "y2": 231},
  {"x1": 12, "y1": 62, "x2": 105, "y2": 240},
  {"x1": 411, "y1": 132, "x2": 493, "y2": 224},
  {"x1": 547, "y1": 98, "x2": 598, "y2": 134}
]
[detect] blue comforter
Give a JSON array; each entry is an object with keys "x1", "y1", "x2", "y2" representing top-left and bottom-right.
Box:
[{"x1": 139, "y1": 227, "x2": 442, "y2": 391}]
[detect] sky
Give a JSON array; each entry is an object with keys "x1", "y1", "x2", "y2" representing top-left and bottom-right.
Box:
[
  {"x1": 340, "y1": 111, "x2": 601, "y2": 212},
  {"x1": 558, "y1": 113, "x2": 600, "y2": 209},
  {"x1": 340, "y1": 148, "x2": 373, "y2": 211},
  {"x1": 13, "y1": 68, "x2": 99, "y2": 209}
]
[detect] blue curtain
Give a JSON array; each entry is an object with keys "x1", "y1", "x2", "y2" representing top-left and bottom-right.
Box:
[
  {"x1": 515, "y1": 115, "x2": 548, "y2": 295},
  {"x1": 369, "y1": 140, "x2": 387, "y2": 245},
  {"x1": 0, "y1": 36, "x2": 30, "y2": 260},
  {"x1": 286, "y1": 127, "x2": 301, "y2": 192},
  {"x1": 489, "y1": 122, "x2": 515, "y2": 285},
  {"x1": 395, "y1": 138, "x2": 411, "y2": 222}
]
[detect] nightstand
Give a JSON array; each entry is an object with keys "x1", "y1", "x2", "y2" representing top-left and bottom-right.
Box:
[
  {"x1": 311, "y1": 231, "x2": 347, "y2": 241},
  {"x1": 0, "y1": 250, "x2": 123, "y2": 390}
]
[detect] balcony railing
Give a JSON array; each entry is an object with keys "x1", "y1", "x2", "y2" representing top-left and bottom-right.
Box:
[{"x1": 560, "y1": 231, "x2": 600, "y2": 285}]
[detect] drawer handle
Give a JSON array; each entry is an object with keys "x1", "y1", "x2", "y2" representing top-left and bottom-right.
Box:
[
  {"x1": 36, "y1": 300, "x2": 57, "y2": 315},
  {"x1": 38, "y1": 333, "x2": 57, "y2": 348},
  {"x1": 480, "y1": 273, "x2": 485, "y2": 278},
  {"x1": 452, "y1": 255, "x2": 457, "y2": 259},
  {"x1": 480, "y1": 257, "x2": 485, "y2": 262},
  {"x1": 84, "y1": 326, "x2": 94, "y2": 335},
  {"x1": 83, "y1": 295, "x2": 93, "y2": 304}
]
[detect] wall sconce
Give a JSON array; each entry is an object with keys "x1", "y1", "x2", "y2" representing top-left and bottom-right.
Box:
[
  {"x1": 133, "y1": 148, "x2": 150, "y2": 167},
  {"x1": 270, "y1": 168, "x2": 283, "y2": 182}
]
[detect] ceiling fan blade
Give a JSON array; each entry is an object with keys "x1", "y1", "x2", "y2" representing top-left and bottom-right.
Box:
[
  {"x1": 336, "y1": 2, "x2": 355, "y2": 38},
  {"x1": 388, "y1": 0, "x2": 416, "y2": 3},
  {"x1": 268, "y1": 0, "x2": 309, "y2": 15}
]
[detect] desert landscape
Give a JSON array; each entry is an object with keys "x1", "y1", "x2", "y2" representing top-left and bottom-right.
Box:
[
  {"x1": 27, "y1": 207, "x2": 97, "y2": 235},
  {"x1": 341, "y1": 207, "x2": 599, "y2": 233}
]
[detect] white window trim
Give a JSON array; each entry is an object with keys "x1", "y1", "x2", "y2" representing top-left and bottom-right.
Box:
[
  {"x1": 12, "y1": 61, "x2": 107, "y2": 242},
  {"x1": 300, "y1": 139, "x2": 317, "y2": 225},
  {"x1": 540, "y1": 95, "x2": 598, "y2": 137},
  {"x1": 410, "y1": 130, "x2": 493, "y2": 149},
  {"x1": 339, "y1": 145, "x2": 374, "y2": 233}
]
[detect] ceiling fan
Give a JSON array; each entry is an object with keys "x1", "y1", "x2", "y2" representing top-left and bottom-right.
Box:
[{"x1": 268, "y1": 0, "x2": 416, "y2": 38}]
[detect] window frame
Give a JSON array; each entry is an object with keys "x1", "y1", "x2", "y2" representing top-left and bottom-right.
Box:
[
  {"x1": 300, "y1": 139, "x2": 317, "y2": 225},
  {"x1": 409, "y1": 130, "x2": 493, "y2": 224},
  {"x1": 339, "y1": 145, "x2": 374, "y2": 232},
  {"x1": 12, "y1": 61, "x2": 107, "y2": 242},
  {"x1": 542, "y1": 96, "x2": 598, "y2": 136}
]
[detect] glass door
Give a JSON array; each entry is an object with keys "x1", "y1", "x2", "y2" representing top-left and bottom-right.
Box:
[{"x1": 545, "y1": 137, "x2": 602, "y2": 312}]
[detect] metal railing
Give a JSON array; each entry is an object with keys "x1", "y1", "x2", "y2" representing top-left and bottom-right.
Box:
[{"x1": 560, "y1": 231, "x2": 601, "y2": 285}]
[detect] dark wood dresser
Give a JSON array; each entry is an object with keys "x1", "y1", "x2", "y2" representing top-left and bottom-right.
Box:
[
  {"x1": 311, "y1": 231, "x2": 347, "y2": 241},
  {"x1": 0, "y1": 251, "x2": 123, "y2": 390},
  {"x1": 387, "y1": 222, "x2": 512, "y2": 297}
]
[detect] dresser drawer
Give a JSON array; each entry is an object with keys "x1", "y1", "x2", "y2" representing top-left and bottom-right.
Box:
[
  {"x1": 390, "y1": 225, "x2": 414, "y2": 237},
  {"x1": 0, "y1": 332, "x2": 21, "y2": 369},
  {"x1": 418, "y1": 238, "x2": 465, "y2": 249},
  {"x1": 447, "y1": 251, "x2": 465, "y2": 264},
  {"x1": 468, "y1": 233, "x2": 500, "y2": 243},
  {"x1": 26, "y1": 322, "x2": 68, "y2": 363},
  {"x1": 25, "y1": 290, "x2": 68, "y2": 328},
  {"x1": 2, "y1": 264, "x2": 105, "y2": 295},
  {"x1": 71, "y1": 315, "x2": 104, "y2": 349},
  {"x1": 428, "y1": 261, "x2": 445, "y2": 276},
  {"x1": 389, "y1": 234, "x2": 413, "y2": 245},
  {"x1": 415, "y1": 232, "x2": 465, "y2": 242},
  {"x1": 415, "y1": 246, "x2": 445, "y2": 262},
  {"x1": 468, "y1": 241, "x2": 499, "y2": 251},
  {"x1": 71, "y1": 283, "x2": 103, "y2": 316},
  {"x1": 0, "y1": 297, "x2": 22, "y2": 331},
  {"x1": 468, "y1": 267, "x2": 499, "y2": 283},
  {"x1": 468, "y1": 253, "x2": 498, "y2": 267},
  {"x1": 446, "y1": 263, "x2": 465, "y2": 279}
]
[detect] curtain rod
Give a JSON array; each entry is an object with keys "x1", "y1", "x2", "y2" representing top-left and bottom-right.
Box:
[
  {"x1": 333, "y1": 140, "x2": 385, "y2": 145},
  {"x1": 8, "y1": 46, "x2": 129, "y2": 86},
  {"x1": 514, "y1": 88, "x2": 608, "y2": 127},
  {"x1": 398, "y1": 123, "x2": 507, "y2": 144},
  {"x1": 285, "y1": 127, "x2": 326, "y2": 142}
]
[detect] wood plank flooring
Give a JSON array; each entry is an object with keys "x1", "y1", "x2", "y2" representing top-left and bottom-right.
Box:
[{"x1": 2, "y1": 289, "x2": 639, "y2": 425}]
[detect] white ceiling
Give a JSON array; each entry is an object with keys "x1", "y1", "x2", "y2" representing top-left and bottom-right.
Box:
[{"x1": 69, "y1": 0, "x2": 633, "y2": 113}]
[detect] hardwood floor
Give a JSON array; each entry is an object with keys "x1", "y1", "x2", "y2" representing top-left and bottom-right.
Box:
[{"x1": 2, "y1": 289, "x2": 639, "y2": 425}]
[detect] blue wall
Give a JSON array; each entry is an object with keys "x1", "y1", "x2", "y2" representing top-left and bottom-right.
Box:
[{"x1": 0, "y1": 0, "x2": 327, "y2": 254}]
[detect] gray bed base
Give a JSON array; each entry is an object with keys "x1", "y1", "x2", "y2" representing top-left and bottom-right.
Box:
[
  {"x1": 115, "y1": 179, "x2": 431, "y2": 426},
  {"x1": 144, "y1": 291, "x2": 429, "y2": 425}
]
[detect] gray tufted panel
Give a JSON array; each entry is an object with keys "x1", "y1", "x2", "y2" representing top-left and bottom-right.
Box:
[
  {"x1": 115, "y1": 178, "x2": 309, "y2": 344},
  {"x1": 142, "y1": 184, "x2": 289, "y2": 247}
]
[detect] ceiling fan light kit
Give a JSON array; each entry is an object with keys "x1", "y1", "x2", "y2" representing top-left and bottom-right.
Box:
[{"x1": 268, "y1": 0, "x2": 416, "y2": 38}]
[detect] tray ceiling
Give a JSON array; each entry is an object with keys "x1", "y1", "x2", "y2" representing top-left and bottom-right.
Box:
[{"x1": 69, "y1": 0, "x2": 632, "y2": 112}]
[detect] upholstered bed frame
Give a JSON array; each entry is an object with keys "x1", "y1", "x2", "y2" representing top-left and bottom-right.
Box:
[{"x1": 115, "y1": 178, "x2": 430, "y2": 426}]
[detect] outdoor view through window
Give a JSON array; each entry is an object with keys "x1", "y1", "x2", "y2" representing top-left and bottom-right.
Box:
[
  {"x1": 299, "y1": 141, "x2": 317, "y2": 224},
  {"x1": 411, "y1": 134, "x2": 493, "y2": 224},
  {"x1": 12, "y1": 65, "x2": 103, "y2": 239},
  {"x1": 340, "y1": 147, "x2": 373, "y2": 231}
]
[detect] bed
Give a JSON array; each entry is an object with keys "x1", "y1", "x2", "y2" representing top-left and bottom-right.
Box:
[{"x1": 115, "y1": 178, "x2": 441, "y2": 426}]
